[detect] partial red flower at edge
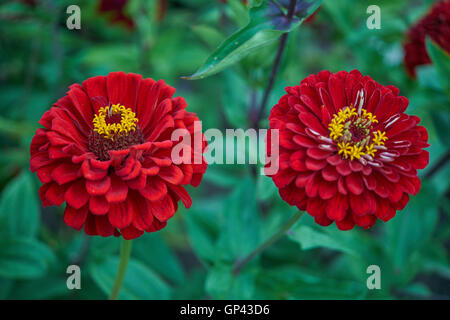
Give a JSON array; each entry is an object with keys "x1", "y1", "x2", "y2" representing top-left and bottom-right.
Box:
[
  {"x1": 30, "y1": 72, "x2": 208, "y2": 240},
  {"x1": 266, "y1": 70, "x2": 429, "y2": 231},
  {"x1": 98, "y1": 0, "x2": 135, "y2": 29},
  {"x1": 403, "y1": 0, "x2": 450, "y2": 78}
]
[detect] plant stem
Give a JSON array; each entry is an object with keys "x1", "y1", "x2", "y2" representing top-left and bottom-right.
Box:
[
  {"x1": 233, "y1": 211, "x2": 304, "y2": 275},
  {"x1": 252, "y1": 0, "x2": 297, "y2": 129},
  {"x1": 424, "y1": 150, "x2": 450, "y2": 179},
  {"x1": 109, "y1": 239, "x2": 133, "y2": 300}
]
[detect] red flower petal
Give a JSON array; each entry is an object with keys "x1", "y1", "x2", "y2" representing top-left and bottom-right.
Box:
[
  {"x1": 51, "y1": 163, "x2": 80, "y2": 185},
  {"x1": 159, "y1": 165, "x2": 184, "y2": 185},
  {"x1": 107, "y1": 71, "x2": 128, "y2": 106},
  {"x1": 326, "y1": 194, "x2": 348, "y2": 221},
  {"x1": 350, "y1": 191, "x2": 375, "y2": 216},
  {"x1": 306, "y1": 197, "x2": 327, "y2": 218},
  {"x1": 318, "y1": 179, "x2": 337, "y2": 200},
  {"x1": 95, "y1": 215, "x2": 116, "y2": 237},
  {"x1": 121, "y1": 225, "x2": 144, "y2": 240},
  {"x1": 140, "y1": 177, "x2": 167, "y2": 201},
  {"x1": 345, "y1": 173, "x2": 364, "y2": 195},
  {"x1": 82, "y1": 76, "x2": 108, "y2": 113},
  {"x1": 108, "y1": 201, "x2": 133, "y2": 229},
  {"x1": 89, "y1": 196, "x2": 109, "y2": 215},
  {"x1": 64, "y1": 205, "x2": 88, "y2": 230},
  {"x1": 105, "y1": 175, "x2": 128, "y2": 203},
  {"x1": 43, "y1": 182, "x2": 68, "y2": 206},
  {"x1": 151, "y1": 195, "x2": 175, "y2": 222},
  {"x1": 86, "y1": 176, "x2": 111, "y2": 196},
  {"x1": 129, "y1": 193, "x2": 154, "y2": 231},
  {"x1": 169, "y1": 184, "x2": 192, "y2": 208},
  {"x1": 65, "y1": 179, "x2": 89, "y2": 209}
]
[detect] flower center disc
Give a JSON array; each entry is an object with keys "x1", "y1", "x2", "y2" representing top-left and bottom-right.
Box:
[
  {"x1": 88, "y1": 104, "x2": 144, "y2": 161},
  {"x1": 328, "y1": 106, "x2": 387, "y2": 161}
]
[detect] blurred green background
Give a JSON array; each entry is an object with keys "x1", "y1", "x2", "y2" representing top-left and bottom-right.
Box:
[{"x1": 0, "y1": 0, "x2": 449, "y2": 299}]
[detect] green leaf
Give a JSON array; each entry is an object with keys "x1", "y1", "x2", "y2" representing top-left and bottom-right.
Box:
[
  {"x1": 385, "y1": 182, "x2": 439, "y2": 269},
  {"x1": 426, "y1": 37, "x2": 450, "y2": 98},
  {"x1": 173, "y1": 270, "x2": 207, "y2": 300},
  {"x1": 205, "y1": 264, "x2": 233, "y2": 299},
  {"x1": 0, "y1": 237, "x2": 55, "y2": 279},
  {"x1": 216, "y1": 176, "x2": 261, "y2": 262},
  {"x1": 416, "y1": 65, "x2": 444, "y2": 92},
  {"x1": 205, "y1": 263, "x2": 256, "y2": 299},
  {"x1": 255, "y1": 266, "x2": 366, "y2": 299},
  {"x1": 430, "y1": 110, "x2": 450, "y2": 147},
  {"x1": 90, "y1": 236, "x2": 121, "y2": 261},
  {"x1": 185, "y1": 198, "x2": 223, "y2": 265},
  {"x1": 222, "y1": 70, "x2": 250, "y2": 128},
  {"x1": 227, "y1": 0, "x2": 250, "y2": 27},
  {"x1": 287, "y1": 214, "x2": 381, "y2": 261},
  {"x1": 423, "y1": 258, "x2": 450, "y2": 280},
  {"x1": 256, "y1": 173, "x2": 278, "y2": 201},
  {"x1": 89, "y1": 256, "x2": 171, "y2": 300},
  {"x1": 132, "y1": 233, "x2": 185, "y2": 285},
  {"x1": 0, "y1": 171, "x2": 40, "y2": 238},
  {"x1": 8, "y1": 275, "x2": 70, "y2": 299},
  {"x1": 321, "y1": 0, "x2": 353, "y2": 35},
  {"x1": 202, "y1": 165, "x2": 246, "y2": 188},
  {"x1": 288, "y1": 224, "x2": 359, "y2": 256},
  {"x1": 184, "y1": 0, "x2": 322, "y2": 79},
  {"x1": 398, "y1": 283, "x2": 431, "y2": 299},
  {"x1": 0, "y1": 278, "x2": 13, "y2": 299}
]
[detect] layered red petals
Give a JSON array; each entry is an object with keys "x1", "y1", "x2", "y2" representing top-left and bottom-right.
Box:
[
  {"x1": 30, "y1": 72, "x2": 207, "y2": 239},
  {"x1": 267, "y1": 70, "x2": 429, "y2": 230}
]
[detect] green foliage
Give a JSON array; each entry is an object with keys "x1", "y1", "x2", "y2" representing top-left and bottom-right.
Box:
[
  {"x1": 426, "y1": 37, "x2": 450, "y2": 99},
  {"x1": 185, "y1": 0, "x2": 322, "y2": 79},
  {"x1": 289, "y1": 224, "x2": 361, "y2": 256},
  {"x1": 89, "y1": 256, "x2": 171, "y2": 299},
  {"x1": 0, "y1": 237, "x2": 54, "y2": 279},
  {"x1": 132, "y1": 234, "x2": 185, "y2": 285},
  {"x1": 0, "y1": 0, "x2": 449, "y2": 300},
  {"x1": 0, "y1": 172, "x2": 40, "y2": 238},
  {"x1": 217, "y1": 177, "x2": 261, "y2": 261},
  {"x1": 385, "y1": 182, "x2": 439, "y2": 270}
]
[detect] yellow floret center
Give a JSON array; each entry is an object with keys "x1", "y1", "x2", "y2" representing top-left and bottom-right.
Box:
[
  {"x1": 328, "y1": 107, "x2": 387, "y2": 161},
  {"x1": 92, "y1": 104, "x2": 138, "y2": 140}
]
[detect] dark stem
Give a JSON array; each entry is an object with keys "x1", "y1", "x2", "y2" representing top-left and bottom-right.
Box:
[
  {"x1": 424, "y1": 150, "x2": 450, "y2": 179},
  {"x1": 251, "y1": 0, "x2": 297, "y2": 129},
  {"x1": 233, "y1": 211, "x2": 303, "y2": 275}
]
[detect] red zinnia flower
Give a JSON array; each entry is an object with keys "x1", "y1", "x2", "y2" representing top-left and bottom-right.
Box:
[
  {"x1": 266, "y1": 70, "x2": 429, "y2": 230},
  {"x1": 403, "y1": 0, "x2": 450, "y2": 77},
  {"x1": 30, "y1": 72, "x2": 207, "y2": 239}
]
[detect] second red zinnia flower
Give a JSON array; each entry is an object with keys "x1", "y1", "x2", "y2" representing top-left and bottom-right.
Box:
[
  {"x1": 266, "y1": 70, "x2": 429, "y2": 230},
  {"x1": 30, "y1": 72, "x2": 207, "y2": 239},
  {"x1": 403, "y1": 0, "x2": 450, "y2": 78}
]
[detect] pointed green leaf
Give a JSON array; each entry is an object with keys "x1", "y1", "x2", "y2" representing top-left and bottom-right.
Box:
[
  {"x1": 184, "y1": 0, "x2": 322, "y2": 80},
  {"x1": 0, "y1": 237, "x2": 55, "y2": 279},
  {"x1": 0, "y1": 171, "x2": 40, "y2": 238},
  {"x1": 89, "y1": 256, "x2": 171, "y2": 300},
  {"x1": 133, "y1": 233, "x2": 185, "y2": 285}
]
